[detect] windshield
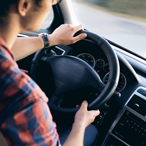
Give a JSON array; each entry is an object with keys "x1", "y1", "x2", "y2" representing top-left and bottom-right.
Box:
[{"x1": 72, "y1": 0, "x2": 146, "y2": 59}]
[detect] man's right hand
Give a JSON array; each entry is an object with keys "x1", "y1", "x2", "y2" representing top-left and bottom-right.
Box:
[
  {"x1": 74, "y1": 101, "x2": 100, "y2": 128},
  {"x1": 62, "y1": 101, "x2": 99, "y2": 146},
  {"x1": 48, "y1": 24, "x2": 87, "y2": 46}
]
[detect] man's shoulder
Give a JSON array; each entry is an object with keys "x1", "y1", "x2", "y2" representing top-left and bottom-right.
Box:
[
  {"x1": 0, "y1": 47, "x2": 6, "y2": 55},
  {"x1": 0, "y1": 47, "x2": 14, "y2": 64},
  {"x1": 0, "y1": 47, "x2": 8, "y2": 62}
]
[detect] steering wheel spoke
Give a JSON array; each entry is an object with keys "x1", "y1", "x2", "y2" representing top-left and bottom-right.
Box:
[
  {"x1": 49, "y1": 94, "x2": 64, "y2": 106},
  {"x1": 40, "y1": 56, "x2": 49, "y2": 62},
  {"x1": 95, "y1": 81, "x2": 106, "y2": 92}
]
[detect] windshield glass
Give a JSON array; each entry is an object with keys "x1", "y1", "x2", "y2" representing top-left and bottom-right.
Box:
[
  {"x1": 41, "y1": 8, "x2": 54, "y2": 29},
  {"x1": 72, "y1": 0, "x2": 146, "y2": 59}
]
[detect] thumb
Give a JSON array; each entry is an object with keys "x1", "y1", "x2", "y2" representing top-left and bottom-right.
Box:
[
  {"x1": 72, "y1": 33, "x2": 87, "y2": 43},
  {"x1": 91, "y1": 110, "x2": 100, "y2": 117}
]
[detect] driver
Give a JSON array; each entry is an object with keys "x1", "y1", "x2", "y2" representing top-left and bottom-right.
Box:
[{"x1": 0, "y1": 0, "x2": 100, "y2": 146}]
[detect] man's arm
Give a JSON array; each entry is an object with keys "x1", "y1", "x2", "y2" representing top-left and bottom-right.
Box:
[
  {"x1": 11, "y1": 36, "x2": 44, "y2": 61},
  {"x1": 62, "y1": 123, "x2": 85, "y2": 146},
  {"x1": 11, "y1": 24, "x2": 87, "y2": 61},
  {"x1": 62, "y1": 101, "x2": 100, "y2": 146}
]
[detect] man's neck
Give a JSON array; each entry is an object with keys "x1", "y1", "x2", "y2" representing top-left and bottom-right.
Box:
[{"x1": 0, "y1": 18, "x2": 21, "y2": 49}]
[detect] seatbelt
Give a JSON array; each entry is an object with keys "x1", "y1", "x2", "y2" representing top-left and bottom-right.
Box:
[{"x1": 0, "y1": 132, "x2": 7, "y2": 146}]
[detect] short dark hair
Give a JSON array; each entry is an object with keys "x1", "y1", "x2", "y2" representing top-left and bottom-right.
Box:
[
  {"x1": 0, "y1": 0, "x2": 41, "y2": 23},
  {"x1": 0, "y1": 0, "x2": 18, "y2": 17}
]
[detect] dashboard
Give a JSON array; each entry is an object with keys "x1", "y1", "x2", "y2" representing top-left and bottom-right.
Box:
[
  {"x1": 17, "y1": 36, "x2": 146, "y2": 146},
  {"x1": 43, "y1": 40, "x2": 138, "y2": 97},
  {"x1": 76, "y1": 53, "x2": 127, "y2": 93},
  {"x1": 45, "y1": 40, "x2": 145, "y2": 146},
  {"x1": 103, "y1": 86, "x2": 146, "y2": 146},
  {"x1": 41, "y1": 39, "x2": 146, "y2": 146},
  {"x1": 39, "y1": 38, "x2": 145, "y2": 101}
]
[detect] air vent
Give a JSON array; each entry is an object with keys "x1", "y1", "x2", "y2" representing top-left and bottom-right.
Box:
[
  {"x1": 52, "y1": 46, "x2": 65, "y2": 55},
  {"x1": 127, "y1": 95, "x2": 146, "y2": 116}
]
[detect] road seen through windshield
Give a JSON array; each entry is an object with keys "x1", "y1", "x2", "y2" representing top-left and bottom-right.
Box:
[
  {"x1": 72, "y1": 0, "x2": 146, "y2": 58},
  {"x1": 42, "y1": 0, "x2": 146, "y2": 58}
]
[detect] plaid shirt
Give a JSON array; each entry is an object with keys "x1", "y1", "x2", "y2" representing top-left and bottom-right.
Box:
[{"x1": 0, "y1": 38, "x2": 60, "y2": 146}]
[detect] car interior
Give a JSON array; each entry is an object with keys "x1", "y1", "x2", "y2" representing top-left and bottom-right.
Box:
[{"x1": 0, "y1": 0, "x2": 146, "y2": 146}]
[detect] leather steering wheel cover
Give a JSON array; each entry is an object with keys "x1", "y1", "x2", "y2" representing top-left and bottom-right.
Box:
[
  {"x1": 31, "y1": 30, "x2": 120, "y2": 112},
  {"x1": 83, "y1": 31, "x2": 120, "y2": 109}
]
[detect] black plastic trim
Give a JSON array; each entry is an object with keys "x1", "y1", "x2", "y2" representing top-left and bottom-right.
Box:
[{"x1": 105, "y1": 38, "x2": 146, "y2": 61}]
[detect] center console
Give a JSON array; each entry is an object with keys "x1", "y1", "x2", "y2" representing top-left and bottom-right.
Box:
[{"x1": 102, "y1": 87, "x2": 146, "y2": 146}]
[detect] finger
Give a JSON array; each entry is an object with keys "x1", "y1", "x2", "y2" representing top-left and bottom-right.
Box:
[
  {"x1": 72, "y1": 33, "x2": 87, "y2": 43},
  {"x1": 80, "y1": 100, "x2": 88, "y2": 110},
  {"x1": 74, "y1": 25, "x2": 84, "y2": 32},
  {"x1": 76, "y1": 105, "x2": 80, "y2": 107}
]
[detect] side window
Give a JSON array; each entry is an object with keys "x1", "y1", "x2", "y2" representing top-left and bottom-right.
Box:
[{"x1": 41, "y1": 8, "x2": 54, "y2": 29}]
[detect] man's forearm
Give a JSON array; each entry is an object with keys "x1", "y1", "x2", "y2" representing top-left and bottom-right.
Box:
[
  {"x1": 11, "y1": 24, "x2": 87, "y2": 61},
  {"x1": 62, "y1": 123, "x2": 85, "y2": 146},
  {"x1": 11, "y1": 37, "x2": 44, "y2": 61}
]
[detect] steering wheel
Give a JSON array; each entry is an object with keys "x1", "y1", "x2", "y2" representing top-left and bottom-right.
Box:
[{"x1": 31, "y1": 30, "x2": 120, "y2": 114}]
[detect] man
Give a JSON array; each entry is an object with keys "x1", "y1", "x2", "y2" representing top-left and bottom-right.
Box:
[{"x1": 0, "y1": 0, "x2": 100, "y2": 145}]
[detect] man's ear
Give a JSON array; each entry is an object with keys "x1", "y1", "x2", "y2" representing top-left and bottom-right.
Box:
[{"x1": 17, "y1": 0, "x2": 31, "y2": 16}]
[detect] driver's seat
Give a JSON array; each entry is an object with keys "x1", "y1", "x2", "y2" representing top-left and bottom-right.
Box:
[{"x1": 0, "y1": 132, "x2": 7, "y2": 146}]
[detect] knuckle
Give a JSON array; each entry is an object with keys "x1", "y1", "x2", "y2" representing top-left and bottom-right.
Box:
[
  {"x1": 64, "y1": 24, "x2": 68, "y2": 27},
  {"x1": 70, "y1": 27, "x2": 75, "y2": 31},
  {"x1": 70, "y1": 39, "x2": 74, "y2": 44},
  {"x1": 81, "y1": 35, "x2": 84, "y2": 39},
  {"x1": 72, "y1": 39, "x2": 75, "y2": 44},
  {"x1": 98, "y1": 110, "x2": 100, "y2": 115},
  {"x1": 67, "y1": 24, "x2": 71, "y2": 27},
  {"x1": 61, "y1": 24, "x2": 64, "y2": 27},
  {"x1": 96, "y1": 110, "x2": 100, "y2": 115},
  {"x1": 77, "y1": 25, "x2": 83, "y2": 30}
]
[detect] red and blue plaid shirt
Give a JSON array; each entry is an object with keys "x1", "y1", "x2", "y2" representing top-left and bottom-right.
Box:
[{"x1": 0, "y1": 38, "x2": 61, "y2": 146}]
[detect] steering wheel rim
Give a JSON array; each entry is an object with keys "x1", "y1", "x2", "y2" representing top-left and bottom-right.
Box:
[{"x1": 31, "y1": 30, "x2": 120, "y2": 113}]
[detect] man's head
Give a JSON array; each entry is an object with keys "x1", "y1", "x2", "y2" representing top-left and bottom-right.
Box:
[{"x1": 0, "y1": 0, "x2": 59, "y2": 32}]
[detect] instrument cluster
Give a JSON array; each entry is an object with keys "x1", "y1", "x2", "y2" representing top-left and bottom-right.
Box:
[{"x1": 77, "y1": 53, "x2": 127, "y2": 92}]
